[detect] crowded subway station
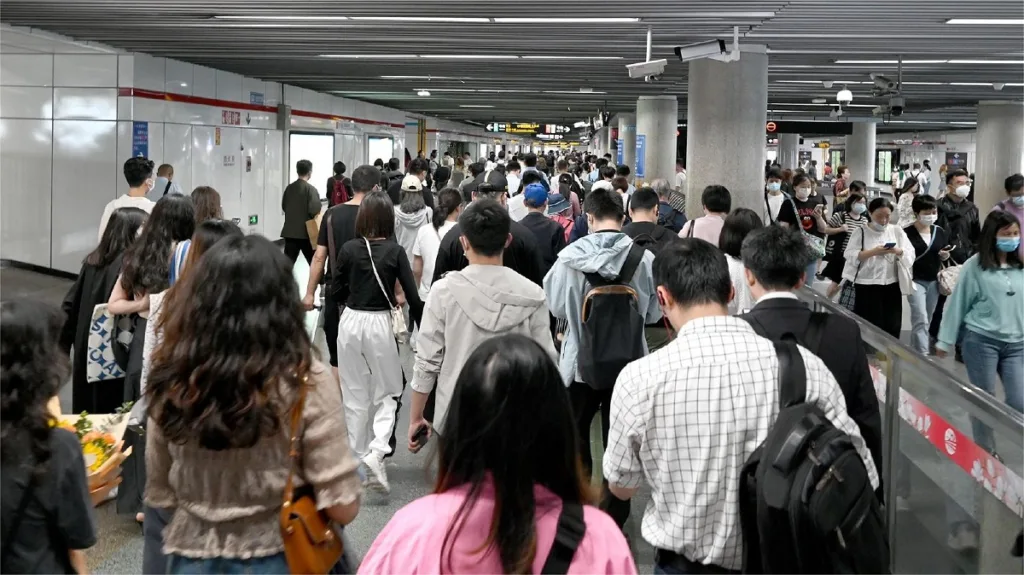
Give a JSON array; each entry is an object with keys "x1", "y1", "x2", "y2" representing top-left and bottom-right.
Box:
[{"x1": 1, "y1": 1, "x2": 1023, "y2": 573}]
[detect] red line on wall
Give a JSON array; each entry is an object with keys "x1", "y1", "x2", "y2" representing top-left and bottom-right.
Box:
[{"x1": 118, "y1": 88, "x2": 404, "y2": 129}]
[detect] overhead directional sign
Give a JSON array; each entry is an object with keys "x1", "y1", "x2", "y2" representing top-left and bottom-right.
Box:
[
  {"x1": 543, "y1": 124, "x2": 571, "y2": 134},
  {"x1": 487, "y1": 122, "x2": 571, "y2": 136},
  {"x1": 537, "y1": 133, "x2": 563, "y2": 140}
]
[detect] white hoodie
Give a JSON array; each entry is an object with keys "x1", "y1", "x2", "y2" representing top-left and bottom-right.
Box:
[
  {"x1": 394, "y1": 206, "x2": 432, "y2": 263},
  {"x1": 412, "y1": 265, "x2": 557, "y2": 430}
]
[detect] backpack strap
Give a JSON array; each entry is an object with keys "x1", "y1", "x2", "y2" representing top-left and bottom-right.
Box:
[
  {"x1": 540, "y1": 502, "x2": 586, "y2": 574},
  {"x1": 326, "y1": 210, "x2": 338, "y2": 280},
  {"x1": 801, "y1": 312, "x2": 828, "y2": 358},
  {"x1": 582, "y1": 243, "x2": 645, "y2": 288},
  {"x1": 773, "y1": 340, "x2": 807, "y2": 409}
]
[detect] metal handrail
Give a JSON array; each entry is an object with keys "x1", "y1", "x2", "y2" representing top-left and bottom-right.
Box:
[{"x1": 795, "y1": 286, "x2": 1024, "y2": 433}]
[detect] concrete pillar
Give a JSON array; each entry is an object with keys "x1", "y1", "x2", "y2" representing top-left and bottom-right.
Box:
[
  {"x1": 602, "y1": 126, "x2": 614, "y2": 158},
  {"x1": 617, "y1": 113, "x2": 636, "y2": 175},
  {"x1": 685, "y1": 50, "x2": 768, "y2": 216},
  {"x1": 975, "y1": 101, "x2": 1024, "y2": 214},
  {"x1": 779, "y1": 133, "x2": 800, "y2": 170},
  {"x1": 636, "y1": 96, "x2": 678, "y2": 186},
  {"x1": 845, "y1": 122, "x2": 877, "y2": 186}
]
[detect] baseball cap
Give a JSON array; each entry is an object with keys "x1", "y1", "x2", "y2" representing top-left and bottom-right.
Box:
[
  {"x1": 477, "y1": 170, "x2": 508, "y2": 194},
  {"x1": 523, "y1": 183, "x2": 549, "y2": 207},
  {"x1": 545, "y1": 193, "x2": 570, "y2": 216},
  {"x1": 401, "y1": 174, "x2": 423, "y2": 192}
]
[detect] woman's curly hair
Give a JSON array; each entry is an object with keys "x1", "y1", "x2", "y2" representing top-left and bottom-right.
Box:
[
  {"x1": 1, "y1": 300, "x2": 70, "y2": 476},
  {"x1": 146, "y1": 234, "x2": 312, "y2": 450}
]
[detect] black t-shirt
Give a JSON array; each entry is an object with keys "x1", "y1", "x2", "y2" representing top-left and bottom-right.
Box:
[
  {"x1": 317, "y1": 204, "x2": 361, "y2": 298},
  {"x1": 790, "y1": 195, "x2": 828, "y2": 238},
  {"x1": 432, "y1": 220, "x2": 545, "y2": 287},
  {"x1": 519, "y1": 212, "x2": 567, "y2": 276},
  {"x1": 1, "y1": 429, "x2": 96, "y2": 574},
  {"x1": 336, "y1": 238, "x2": 423, "y2": 326}
]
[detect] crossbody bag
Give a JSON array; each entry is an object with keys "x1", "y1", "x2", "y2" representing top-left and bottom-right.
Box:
[{"x1": 363, "y1": 238, "x2": 409, "y2": 344}]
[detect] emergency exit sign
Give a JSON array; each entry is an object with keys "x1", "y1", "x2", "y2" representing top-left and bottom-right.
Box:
[{"x1": 249, "y1": 215, "x2": 259, "y2": 225}]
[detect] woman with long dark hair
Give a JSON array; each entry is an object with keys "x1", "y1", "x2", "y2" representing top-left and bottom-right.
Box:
[
  {"x1": 894, "y1": 176, "x2": 922, "y2": 228},
  {"x1": 413, "y1": 187, "x2": 462, "y2": 299},
  {"x1": 819, "y1": 191, "x2": 869, "y2": 299},
  {"x1": 335, "y1": 191, "x2": 423, "y2": 493},
  {"x1": 2, "y1": 300, "x2": 96, "y2": 574},
  {"x1": 108, "y1": 193, "x2": 195, "y2": 521},
  {"x1": 61, "y1": 206, "x2": 148, "y2": 413},
  {"x1": 145, "y1": 235, "x2": 361, "y2": 573},
  {"x1": 361, "y1": 334, "x2": 635, "y2": 574}
]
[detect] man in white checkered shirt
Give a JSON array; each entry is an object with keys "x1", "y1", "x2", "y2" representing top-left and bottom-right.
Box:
[{"x1": 603, "y1": 237, "x2": 880, "y2": 574}]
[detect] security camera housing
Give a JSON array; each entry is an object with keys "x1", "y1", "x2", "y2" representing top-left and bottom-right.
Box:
[
  {"x1": 889, "y1": 96, "x2": 905, "y2": 116},
  {"x1": 626, "y1": 59, "x2": 668, "y2": 79},
  {"x1": 673, "y1": 40, "x2": 728, "y2": 62}
]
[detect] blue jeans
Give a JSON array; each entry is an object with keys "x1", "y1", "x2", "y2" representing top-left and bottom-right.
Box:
[
  {"x1": 907, "y1": 280, "x2": 939, "y2": 354},
  {"x1": 961, "y1": 329, "x2": 1024, "y2": 450},
  {"x1": 805, "y1": 260, "x2": 819, "y2": 286},
  {"x1": 167, "y1": 553, "x2": 288, "y2": 575}
]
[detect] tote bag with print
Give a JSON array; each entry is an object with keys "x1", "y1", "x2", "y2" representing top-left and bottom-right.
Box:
[{"x1": 85, "y1": 304, "x2": 132, "y2": 383}]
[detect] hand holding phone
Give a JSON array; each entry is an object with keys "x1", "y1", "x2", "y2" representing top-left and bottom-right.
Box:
[
  {"x1": 408, "y1": 421, "x2": 431, "y2": 453},
  {"x1": 883, "y1": 242, "x2": 896, "y2": 249}
]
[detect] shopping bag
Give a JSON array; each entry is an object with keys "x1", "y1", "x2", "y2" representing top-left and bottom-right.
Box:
[
  {"x1": 85, "y1": 304, "x2": 131, "y2": 383},
  {"x1": 838, "y1": 280, "x2": 857, "y2": 311}
]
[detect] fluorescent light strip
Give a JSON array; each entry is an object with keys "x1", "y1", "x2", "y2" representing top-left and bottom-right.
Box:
[
  {"x1": 543, "y1": 90, "x2": 608, "y2": 94},
  {"x1": 948, "y1": 59, "x2": 1024, "y2": 65},
  {"x1": 459, "y1": 105, "x2": 495, "y2": 108},
  {"x1": 420, "y1": 54, "x2": 520, "y2": 60},
  {"x1": 950, "y1": 82, "x2": 994, "y2": 86},
  {"x1": 349, "y1": 16, "x2": 490, "y2": 23},
  {"x1": 945, "y1": 18, "x2": 1024, "y2": 25},
  {"x1": 774, "y1": 80, "x2": 870, "y2": 84},
  {"x1": 213, "y1": 15, "x2": 350, "y2": 20},
  {"x1": 522, "y1": 55, "x2": 624, "y2": 60},
  {"x1": 834, "y1": 59, "x2": 947, "y2": 65},
  {"x1": 494, "y1": 17, "x2": 640, "y2": 23},
  {"x1": 381, "y1": 75, "x2": 460, "y2": 80},
  {"x1": 413, "y1": 88, "x2": 476, "y2": 93},
  {"x1": 320, "y1": 54, "x2": 418, "y2": 59}
]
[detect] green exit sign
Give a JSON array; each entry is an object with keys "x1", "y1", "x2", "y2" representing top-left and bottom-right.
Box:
[{"x1": 248, "y1": 215, "x2": 258, "y2": 225}]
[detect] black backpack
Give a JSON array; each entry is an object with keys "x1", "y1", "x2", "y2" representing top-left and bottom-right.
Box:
[
  {"x1": 739, "y1": 340, "x2": 889, "y2": 574},
  {"x1": 577, "y1": 243, "x2": 647, "y2": 390}
]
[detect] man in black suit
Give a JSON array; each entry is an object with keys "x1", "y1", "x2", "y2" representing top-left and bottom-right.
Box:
[{"x1": 739, "y1": 225, "x2": 883, "y2": 475}]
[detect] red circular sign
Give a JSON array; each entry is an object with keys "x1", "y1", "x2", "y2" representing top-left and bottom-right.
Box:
[{"x1": 766, "y1": 121, "x2": 777, "y2": 133}]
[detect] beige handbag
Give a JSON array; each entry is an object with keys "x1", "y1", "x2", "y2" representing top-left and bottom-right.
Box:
[
  {"x1": 938, "y1": 261, "x2": 962, "y2": 296},
  {"x1": 363, "y1": 238, "x2": 409, "y2": 344}
]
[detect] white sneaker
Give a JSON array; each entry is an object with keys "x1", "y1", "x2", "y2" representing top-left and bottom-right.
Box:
[{"x1": 363, "y1": 453, "x2": 390, "y2": 494}]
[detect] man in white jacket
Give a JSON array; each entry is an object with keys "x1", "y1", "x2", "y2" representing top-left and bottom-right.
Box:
[{"x1": 407, "y1": 198, "x2": 557, "y2": 449}]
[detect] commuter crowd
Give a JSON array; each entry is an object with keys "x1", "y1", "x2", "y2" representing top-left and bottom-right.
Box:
[{"x1": 1, "y1": 149, "x2": 1020, "y2": 574}]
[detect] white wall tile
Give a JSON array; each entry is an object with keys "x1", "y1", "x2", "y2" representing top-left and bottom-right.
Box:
[
  {"x1": 0, "y1": 86, "x2": 53, "y2": 119},
  {"x1": 192, "y1": 65, "x2": 217, "y2": 99},
  {"x1": 264, "y1": 82, "x2": 282, "y2": 107},
  {"x1": 191, "y1": 126, "x2": 218, "y2": 208},
  {"x1": 0, "y1": 54, "x2": 53, "y2": 86},
  {"x1": 164, "y1": 123, "x2": 192, "y2": 193},
  {"x1": 51, "y1": 120, "x2": 117, "y2": 272},
  {"x1": 263, "y1": 130, "x2": 285, "y2": 241},
  {"x1": 240, "y1": 129, "x2": 265, "y2": 235},
  {"x1": 213, "y1": 127, "x2": 243, "y2": 221},
  {"x1": 53, "y1": 55, "x2": 117, "y2": 87},
  {"x1": 215, "y1": 70, "x2": 243, "y2": 103},
  {"x1": 283, "y1": 84, "x2": 303, "y2": 108},
  {"x1": 242, "y1": 77, "x2": 265, "y2": 106},
  {"x1": 131, "y1": 96, "x2": 166, "y2": 123},
  {"x1": 0, "y1": 118, "x2": 53, "y2": 266},
  {"x1": 165, "y1": 59, "x2": 194, "y2": 95},
  {"x1": 54, "y1": 88, "x2": 117, "y2": 120},
  {"x1": 132, "y1": 52, "x2": 165, "y2": 92},
  {"x1": 145, "y1": 122, "x2": 165, "y2": 167},
  {"x1": 117, "y1": 55, "x2": 134, "y2": 88}
]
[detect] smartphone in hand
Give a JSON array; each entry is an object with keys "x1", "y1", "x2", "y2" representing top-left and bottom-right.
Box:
[
  {"x1": 883, "y1": 242, "x2": 896, "y2": 249},
  {"x1": 411, "y1": 424, "x2": 429, "y2": 450}
]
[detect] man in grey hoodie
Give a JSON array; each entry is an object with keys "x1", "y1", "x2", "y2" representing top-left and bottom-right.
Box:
[
  {"x1": 543, "y1": 187, "x2": 661, "y2": 527},
  {"x1": 407, "y1": 199, "x2": 556, "y2": 450}
]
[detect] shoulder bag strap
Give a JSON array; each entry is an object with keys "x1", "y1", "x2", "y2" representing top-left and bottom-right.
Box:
[
  {"x1": 281, "y1": 377, "x2": 307, "y2": 507},
  {"x1": 363, "y1": 238, "x2": 395, "y2": 309},
  {"x1": 764, "y1": 190, "x2": 777, "y2": 225},
  {"x1": 326, "y1": 211, "x2": 338, "y2": 280},
  {"x1": 1, "y1": 471, "x2": 39, "y2": 569},
  {"x1": 686, "y1": 219, "x2": 695, "y2": 238},
  {"x1": 773, "y1": 340, "x2": 807, "y2": 409},
  {"x1": 540, "y1": 502, "x2": 587, "y2": 574},
  {"x1": 163, "y1": 180, "x2": 173, "y2": 196}
]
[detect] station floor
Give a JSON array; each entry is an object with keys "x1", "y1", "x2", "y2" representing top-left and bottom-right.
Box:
[{"x1": 0, "y1": 252, "x2": 979, "y2": 573}]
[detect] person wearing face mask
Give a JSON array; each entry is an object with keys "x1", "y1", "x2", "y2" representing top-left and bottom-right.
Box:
[
  {"x1": 993, "y1": 173, "x2": 1024, "y2": 261},
  {"x1": 787, "y1": 173, "x2": 830, "y2": 282},
  {"x1": 819, "y1": 192, "x2": 869, "y2": 299},
  {"x1": 936, "y1": 169, "x2": 980, "y2": 264},
  {"x1": 842, "y1": 197, "x2": 916, "y2": 338},
  {"x1": 937, "y1": 210, "x2": 1024, "y2": 449},
  {"x1": 832, "y1": 165, "x2": 852, "y2": 209},
  {"x1": 98, "y1": 157, "x2": 157, "y2": 241},
  {"x1": 763, "y1": 167, "x2": 797, "y2": 225},
  {"x1": 904, "y1": 195, "x2": 951, "y2": 354},
  {"x1": 895, "y1": 176, "x2": 922, "y2": 228}
]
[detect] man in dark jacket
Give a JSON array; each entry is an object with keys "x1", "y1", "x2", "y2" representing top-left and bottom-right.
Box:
[
  {"x1": 739, "y1": 225, "x2": 884, "y2": 477},
  {"x1": 932, "y1": 169, "x2": 981, "y2": 344},
  {"x1": 433, "y1": 171, "x2": 545, "y2": 287},
  {"x1": 518, "y1": 183, "x2": 567, "y2": 276},
  {"x1": 388, "y1": 157, "x2": 434, "y2": 209},
  {"x1": 622, "y1": 187, "x2": 677, "y2": 352},
  {"x1": 380, "y1": 157, "x2": 404, "y2": 193},
  {"x1": 281, "y1": 159, "x2": 322, "y2": 264}
]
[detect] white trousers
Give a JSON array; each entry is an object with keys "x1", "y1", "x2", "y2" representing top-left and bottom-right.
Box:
[{"x1": 336, "y1": 309, "x2": 403, "y2": 461}]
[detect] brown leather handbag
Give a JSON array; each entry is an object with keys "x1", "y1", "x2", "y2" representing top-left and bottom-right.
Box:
[{"x1": 280, "y1": 380, "x2": 344, "y2": 574}]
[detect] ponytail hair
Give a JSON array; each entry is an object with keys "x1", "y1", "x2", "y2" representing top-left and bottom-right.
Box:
[{"x1": 434, "y1": 188, "x2": 462, "y2": 230}]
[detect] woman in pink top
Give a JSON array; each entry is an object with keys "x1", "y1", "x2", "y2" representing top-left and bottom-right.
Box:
[
  {"x1": 360, "y1": 335, "x2": 637, "y2": 575},
  {"x1": 678, "y1": 184, "x2": 731, "y2": 247}
]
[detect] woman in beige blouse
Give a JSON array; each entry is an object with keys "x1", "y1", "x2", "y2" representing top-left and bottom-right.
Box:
[{"x1": 144, "y1": 234, "x2": 362, "y2": 574}]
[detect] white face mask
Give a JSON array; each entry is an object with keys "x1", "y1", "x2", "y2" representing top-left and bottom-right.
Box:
[
  {"x1": 919, "y1": 214, "x2": 938, "y2": 225},
  {"x1": 954, "y1": 184, "x2": 971, "y2": 198},
  {"x1": 868, "y1": 222, "x2": 886, "y2": 232},
  {"x1": 795, "y1": 188, "x2": 811, "y2": 201}
]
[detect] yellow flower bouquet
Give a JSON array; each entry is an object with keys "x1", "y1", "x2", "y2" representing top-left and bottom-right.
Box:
[{"x1": 50, "y1": 398, "x2": 134, "y2": 506}]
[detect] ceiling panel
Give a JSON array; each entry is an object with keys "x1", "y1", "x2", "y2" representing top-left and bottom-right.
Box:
[{"x1": 2, "y1": 0, "x2": 1021, "y2": 132}]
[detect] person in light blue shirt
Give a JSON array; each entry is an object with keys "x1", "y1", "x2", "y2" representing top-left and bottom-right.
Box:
[{"x1": 937, "y1": 210, "x2": 1023, "y2": 449}]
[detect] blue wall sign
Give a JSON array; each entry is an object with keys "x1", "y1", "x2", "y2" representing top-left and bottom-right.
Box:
[
  {"x1": 249, "y1": 91, "x2": 265, "y2": 106},
  {"x1": 635, "y1": 135, "x2": 646, "y2": 178},
  {"x1": 132, "y1": 122, "x2": 148, "y2": 158},
  {"x1": 616, "y1": 140, "x2": 624, "y2": 165}
]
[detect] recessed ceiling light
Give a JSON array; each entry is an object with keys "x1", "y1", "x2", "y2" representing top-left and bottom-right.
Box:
[
  {"x1": 212, "y1": 15, "x2": 350, "y2": 20},
  {"x1": 180, "y1": 82, "x2": 188, "y2": 87},
  {"x1": 459, "y1": 105, "x2": 495, "y2": 108},
  {"x1": 493, "y1": 17, "x2": 640, "y2": 24},
  {"x1": 349, "y1": 16, "x2": 490, "y2": 23},
  {"x1": 320, "y1": 54, "x2": 418, "y2": 59},
  {"x1": 417, "y1": 90, "x2": 431, "y2": 97},
  {"x1": 834, "y1": 59, "x2": 947, "y2": 65},
  {"x1": 811, "y1": 98, "x2": 827, "y2": 104},
  {"x1": 945, "y1": 18, "x2": 1024, "y2": 25}
]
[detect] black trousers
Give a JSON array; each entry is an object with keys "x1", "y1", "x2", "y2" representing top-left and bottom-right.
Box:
[
  {"x1": 325, "y1": 297, "x2": 341, "y2": 367},
  {"x1": 568, "y1": 382, "x2": 631, "y2": 528},
  {"x1": 853, "y1": 282, "x2": 903, "y2": 339},
  {"x1": 284, "y1": 237, "x2": 314, "y2": 265}
]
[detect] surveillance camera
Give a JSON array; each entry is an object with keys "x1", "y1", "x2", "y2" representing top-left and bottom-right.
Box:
[
  {"x1": 627, "y1": 59, "x2": 668, "y2": 79},
  {"x1": 672, "y1": 39, "x2": 728, "y2": 62},
  {"x1": 645, "y1": 73, "x2": 663, "y2": 83},
  {"x1": 889, "y1": 96, "x2": 905, "y2": 116},
  {"x1": 870, "y1": 73, "x2": 898, "y2": 92},
  {"x1": 823, "y1": 80, "x2": 835, "y2": 89},
  {"x1": 836, "y1": 88, "x2": 854, "y2": 103}
]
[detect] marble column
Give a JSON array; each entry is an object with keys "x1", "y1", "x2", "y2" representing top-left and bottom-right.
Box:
[
  {"x1": 636, "y1": 96, "x2": 678, "y2": 186},
  {"x1": 974, "y1": 101, "x2": 1024, "y2": 214},
  {"x1": 845, "y1": 122, "x2": 877, "y2": 186},
  {"x1": 779, "y1": 133, "x2": 800, "y2": 170},
  {"x1": 617, "y1": 113, "x2": 636, "y2": 176}
]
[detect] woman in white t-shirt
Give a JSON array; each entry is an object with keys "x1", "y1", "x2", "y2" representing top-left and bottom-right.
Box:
[{"x1": 413, "y1": 188, "x2": 463, "y2": 300}]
